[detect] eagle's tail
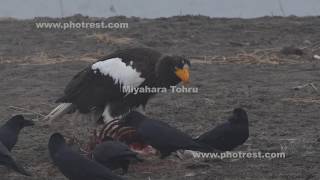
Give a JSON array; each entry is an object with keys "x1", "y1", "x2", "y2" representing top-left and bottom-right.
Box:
[{"x1": 44, "y1": 103, "x2": 75, "y2": 124}]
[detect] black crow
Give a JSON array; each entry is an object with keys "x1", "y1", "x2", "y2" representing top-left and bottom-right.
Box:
[
  {"x1": 0, "y1": 141, "x2": 31, "y2": 176},
  {"x1": 45, "y1": 48, "x2": 191, "y2": 124},
  {"x1": 195, "y1": 108, "x2": 249, "y2": 151},
  {"x1": 48, "y1": 133, "x2": 124, "y2": 180},
  {"x1": 0, "y1": 115, "x2": 33, "y2": 176},
  {"x1": 0, "y1": 115, "x2": 34, "y2": 151},
  {"x1": 92, "y1": 140, "x2": 142, "y2": 174},
  {"x1": 116, "y1": 111, "x2": 211, "y2": 158}
]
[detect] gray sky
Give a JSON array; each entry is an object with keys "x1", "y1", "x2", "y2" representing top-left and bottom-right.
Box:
[{"x1": 0, "y1": 0, "x2": 320, "y2": 19}]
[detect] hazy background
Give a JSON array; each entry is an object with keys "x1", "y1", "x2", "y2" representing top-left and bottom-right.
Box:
[{"x1": 0, "y1": 0, "x2": 320, "y2": 19}]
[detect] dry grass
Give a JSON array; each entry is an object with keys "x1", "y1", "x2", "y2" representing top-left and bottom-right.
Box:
[
  {"x1": 0, "y1": 51, "x2": 98, "y2": 65},
  {"x1": 0, "y1": 17, "x2": 17, "y2": 21},
  {"x1": 190, "y1": 48, "x2": 306, "y2": 65},
  {"x1": 281, "y1": 97, "x2": 320, "y2": 104},
  {"x1": 87, "y1": 33, "x2": 134, "y2": 45},
  {"x1": 0, "y1": 48, "x2": 312, "y2": 66}
]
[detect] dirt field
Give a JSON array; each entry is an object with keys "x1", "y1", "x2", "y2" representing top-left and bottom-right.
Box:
[{"x1": 0, "y1": 15, "x2": 320, "y2": 180}]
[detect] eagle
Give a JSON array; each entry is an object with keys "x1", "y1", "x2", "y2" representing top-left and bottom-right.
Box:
[{"x1": 45, "y1": 48, "x2": 190, "y2": 124}]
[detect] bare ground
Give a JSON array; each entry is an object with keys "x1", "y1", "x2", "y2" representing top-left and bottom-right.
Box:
[{"x1": 0, "y1": 15, "x2": 320, "y2": 180}]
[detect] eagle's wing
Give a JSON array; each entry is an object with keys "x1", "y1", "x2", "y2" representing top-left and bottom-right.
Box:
[{"x1": 57, "y1": 48, "x2": 161, "y2": 112}]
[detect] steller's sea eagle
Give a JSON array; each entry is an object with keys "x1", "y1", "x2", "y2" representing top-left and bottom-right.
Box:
[{"x1": 45, "y1": 48, "x2": 190, "y2": 124}]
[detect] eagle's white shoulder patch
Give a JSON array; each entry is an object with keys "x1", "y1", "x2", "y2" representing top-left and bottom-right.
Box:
[{"x1": 91, "y1": 57, "x2": 145, "y2": 87}]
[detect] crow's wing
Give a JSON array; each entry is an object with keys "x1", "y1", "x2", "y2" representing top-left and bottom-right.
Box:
[
  {"x1": 138, "y1": 120, "x2": 198, "y2": 149},
  {"x1": 196, "y1": 123, "x2": 232, "y2": 144},
  {"x1": 0, "y1": 142, "x2": 31, "y2": 176},
  {"x1": 53, "y1": 146, "x2": 124, "y2": 180},
  {"x1": 93, "y1": 141, "x2": 136, "y2": 161}
]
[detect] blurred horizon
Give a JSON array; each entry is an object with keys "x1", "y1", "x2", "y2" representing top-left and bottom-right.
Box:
[{"x1": 0, "y1": 0, "x2": 320, "y2": 19}]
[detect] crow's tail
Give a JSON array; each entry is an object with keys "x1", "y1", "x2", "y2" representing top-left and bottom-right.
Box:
[{"x1": 7, "y1": 157, "x2": 32, "y2": 176}]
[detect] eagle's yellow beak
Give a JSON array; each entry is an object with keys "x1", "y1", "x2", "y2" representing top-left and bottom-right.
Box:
[{"x1": 175, "y1": 67, "x2": 190, "y2": 85}]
